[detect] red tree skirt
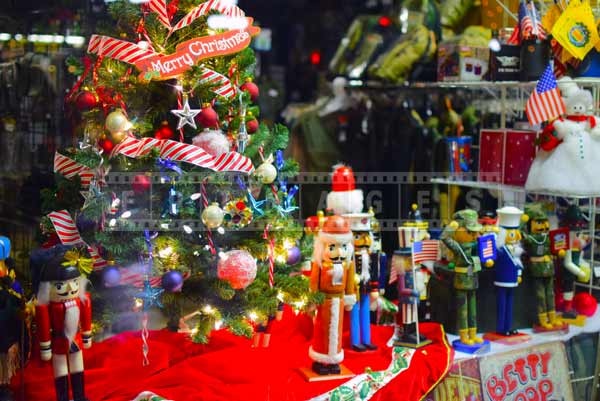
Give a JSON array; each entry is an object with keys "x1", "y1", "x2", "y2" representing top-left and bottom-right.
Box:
[{"x1": 12, "y1": 312, "x2": 452, "y2": 401}]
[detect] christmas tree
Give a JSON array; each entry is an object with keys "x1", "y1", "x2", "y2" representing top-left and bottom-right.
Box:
[{"x1": 38, "y1": 0, "x2": 317, "y2": 344}]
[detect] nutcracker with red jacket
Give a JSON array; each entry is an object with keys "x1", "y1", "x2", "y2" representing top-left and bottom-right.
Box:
[
  {"x1": 326, "y1": 164, "x2": 382, "y2": 351},
  {"x1": 559, "y1": 205, "x2": 591, "y2": 321},
  {"x1": 35, "y1": 248, "x2": 92, "y2": 401},
  {"x1": 308, "y1": 215, "x2": 356, "y2": 376}
]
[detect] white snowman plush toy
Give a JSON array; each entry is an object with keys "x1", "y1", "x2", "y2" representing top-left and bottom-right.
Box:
[{"x1": 525, "y1": 77, "x2": 600, "y2": 195}]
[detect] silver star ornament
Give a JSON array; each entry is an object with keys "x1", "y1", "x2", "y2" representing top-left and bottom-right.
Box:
[{"x1": 171, "y1": 98, "x2": 200, "y2": 130}]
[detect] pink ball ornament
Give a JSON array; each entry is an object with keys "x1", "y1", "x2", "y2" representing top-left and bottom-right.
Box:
[
  {"x1": 217, "y1": 250, "x2": 257, "y2": 290},
  {"x1": 132, "y1": 174, "x2": 152, "y2": 195},
  {"x1": 192, "y1": 129, "x2": 230, "y2": 157},
  {"x1": 574, "y1": 292, "x2": 598, "y2": 317}
]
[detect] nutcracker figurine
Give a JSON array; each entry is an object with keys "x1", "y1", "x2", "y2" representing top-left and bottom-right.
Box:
[
  {"x1": 308, "y1": 215, "x2": 356, "y2": 376},
  {"x1": 493, "y1": 206, "x2": 525, "y2": 336},
  {"x1": 36, "y1": 249, "x2": 92, "y2": 401},
  {"x1": 523, "y1": 203, "x2": 564, "y2": 331},
  {"x1": 344, "y1": 213, "x2": 384, "y2": 352},
  {"x1": 441, "y1": 209, "x2": 494, "y2": 350},
  {"x1": 0, "y1": 237, "x2": 23, "y2": 401},
  {"x1": 559, "y1": 205, "x2": 591, "y2": 322},
  {"x1": 393, "y1": 205, "x2": 432, "y2": 346}
]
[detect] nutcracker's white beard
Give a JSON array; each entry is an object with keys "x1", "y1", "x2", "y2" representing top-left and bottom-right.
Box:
[{"x1": 64, "y1": 305, "x2": 79, "y2": 346}]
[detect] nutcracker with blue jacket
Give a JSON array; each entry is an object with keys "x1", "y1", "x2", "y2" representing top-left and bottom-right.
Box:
[
  {"x1": 35, "y1": 248, "x2": 93, "y2": 401},
  {"x1": 0, "y1": 237, "x2": 23, "y2": 401},
  {"x1": 394, "y1": 205, "x2": 431, "y2": 346},
  {"x1": 523, "y1": 203, "x2": 563, "y2": 330},
  {"x1": 494, "y1": 206, "x2": 526, "y2": 336},
  {"x1": 559, "y1": 205, "x2": 591, "y2": 320},
  {"x1": 441, "y1": 209, "x2": 495, "y2": 348},
  {"x1": 344, "y1": 212, "x2": 385, "y2": 351}
]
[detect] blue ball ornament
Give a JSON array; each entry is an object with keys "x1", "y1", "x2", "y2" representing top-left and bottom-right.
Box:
[
  {"x1": 103, "y1": 266, "x2": 121, "y2": 287},
  {"x1": 286, "y1": 246, "x2": 302, "y2": 266},
  {"x1": 161, "y1": 270, "x2": 183, "y2": 292}
]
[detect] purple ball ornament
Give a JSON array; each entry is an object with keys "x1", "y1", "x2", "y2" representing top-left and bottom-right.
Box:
[
  {"x1": 162, "y1": 270, "x2": 184, "y2": 292},
  {"x1": 103, "y1": 265, "x2": 121, "y2": 287},
  {"x1": 286, "y1": 246, "x2": 302, "y2": 266}
]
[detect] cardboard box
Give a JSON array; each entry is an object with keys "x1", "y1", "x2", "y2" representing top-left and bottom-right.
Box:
[
  {"x1": 437, "y1": 43, "x2": 489, "y2": 81},
  {"x1": 478, "y1": 129, "x2": 539, "y2": 186}
]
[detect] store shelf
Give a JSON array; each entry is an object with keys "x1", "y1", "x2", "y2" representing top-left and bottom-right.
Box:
[
  {"x1": 431, "y1": 177, "x2": 600, "y2": 199},
  {"x1": 347, "y1": 78, "x2": 600, "y2": 91}
]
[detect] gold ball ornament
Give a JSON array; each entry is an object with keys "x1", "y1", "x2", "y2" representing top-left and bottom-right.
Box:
[
  {"x1": 110, "y1": 130, "x2": 127, "y2": 143},
  {"x1": 202, "y1": 202, "x2": 225, "y2": 229},
  {"x1": 105, "y1": 110, "x2": 132, "y2": 134},
  {"x1": 255, "y1": 162, "x2": 277, "y2": 184}
]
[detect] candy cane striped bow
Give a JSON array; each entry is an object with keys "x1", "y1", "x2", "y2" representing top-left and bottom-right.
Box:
[
  {"x1": 112, "y1": 136, "x2": 254, "y2": 173},
  {"x1": 54, "y1": 152, "x2": 95, "y2": 188},
  {"x1": 169, "y1": 0, "x2": 245, "y2": 32},
  {"x1": 199, "y1": 67, "x2": 237, "y2": 99},
  {"x1": 148, "y1": 0, "x2": 171, "y2": 29},
  {"x1": 47, "y1": 210, "x2": 108, "y2": 271},
  {"x1": 87, "y1": 35, "x2": 156, "y2": 64}
]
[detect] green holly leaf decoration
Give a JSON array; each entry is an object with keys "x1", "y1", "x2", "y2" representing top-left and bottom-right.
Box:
[
  {"x1": 330, "y1": 389, "x2": 341, "y2": 401},
  {"x1": 394, "y1": 355, "x2": 409, "y2": 372},
  {"x1": 359, "y1": 381, "x2": 371, "y2": 399},
  {"x1": 339, "y1": 386, "x2": 355, "y2": 401}
]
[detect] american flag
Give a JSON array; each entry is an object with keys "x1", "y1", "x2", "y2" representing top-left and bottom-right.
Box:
[
  {"x1": 412, "y1": 240, "x2": 440, "y2": 265},
  {"x1": 526, "y1": 65, "x2": 566, "y2": 126},
  {"x1": 478, "y1": 234, "x2": 497, "y2": 264},
  {"x1": 519, "y1": 0, "x2": 546, "y2": 41}
]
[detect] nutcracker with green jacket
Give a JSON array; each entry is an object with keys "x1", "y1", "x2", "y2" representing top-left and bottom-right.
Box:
[
  {"x1": 522, "y1": 203, "x2": 563, "y2": 329},
  {"x1": 441, "y1": 209, "x2": 494, "y2": 346}
]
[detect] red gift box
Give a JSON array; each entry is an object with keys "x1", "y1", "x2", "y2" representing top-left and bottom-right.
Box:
[{"x1": 478, "y1": 129, "x2": 539, "y2": 186}]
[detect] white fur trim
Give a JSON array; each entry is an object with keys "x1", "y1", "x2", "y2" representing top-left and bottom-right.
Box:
[
  {"x1": 328, "y1": 297, "x2": 340, "y2": 357},
  {"x1": 309, "y1": 346, "x2": 344, "y2": 364},
  {"x1": 359, "y1": 251, "x2": 371, "y2": 283},
  {"x1": 64, "y1": 301, "x2": 80, "y2": 346},
  {"x1": 317, "y1": 230, "x2": 353, "y2": 244},
  {"x1": 327, "y1": 190, "x2": 363, "y2": 215}
]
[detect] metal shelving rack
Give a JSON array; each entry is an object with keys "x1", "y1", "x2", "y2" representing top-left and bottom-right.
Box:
[{"x1": 349, "y1": 78, "x2": 600, "y2": 399}]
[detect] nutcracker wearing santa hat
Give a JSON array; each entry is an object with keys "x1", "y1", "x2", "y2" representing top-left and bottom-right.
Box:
[
  {"x1": 326, "y1": 165, "x2": 363, "y2": 216},
  {"x1": 309, "y1": 215, "x2": 356, "y2": 375},
  {"x1": 35, "y1": 248, "x2": 92, "y2": 401}
]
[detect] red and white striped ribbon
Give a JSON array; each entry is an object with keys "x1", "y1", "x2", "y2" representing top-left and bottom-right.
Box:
[
  {"x1": 87, "y1": 35, "x2": 156, "y2": 64},
  {"x1": 170, "y1": 0, "x2": 245, "y2": 33},
  {"x1": 47, "y1": 210, "x2": 108, "y2": 271},
  {"x1": 54, "y1": 152, "x2": 95, "y2": 188},
  {"x1": 199, "y1": 67, "x2": 237, "y2": 100},
  {"x1": 111, "y1": 136, "x2": 254, "y2": 173},
  {"x1": 148, "y1": 0, "x2": 171, "y2": 29},
  {"x1": 201, "y1": 179, "x2": 216, "y2": 255}
]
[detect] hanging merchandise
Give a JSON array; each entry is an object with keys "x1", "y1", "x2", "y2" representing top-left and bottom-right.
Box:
[
  {"x1": 171, "y1": 95, "x2": 201, "y2": 130},
  {"x1": 161, "y1": 270, "x2": 184, "y2": 292},
  {"x1": 201, "y1": 202, "x2": 225, "y2": 229},
  {"x1": 154, "y1": 121, "x2": 175, "y2": 140},
  {"x1": 75, "y1": 90, "x2": 98, "y2": 111},
  {"x1": 240, "y1": 78, "x2": 259, "y2": 102},
  {"x1": 254, "y1": 159, "x2": 277, "y2": 184},
  {"x1": 551, "y1": 0, "x2": 599, "y2": 61},
  {"x1": 105, "y1": 110, "x2": 132, "y2": 133},
  {"x1": 196, "y1": 103, "x2": 219, "y2": 129}
]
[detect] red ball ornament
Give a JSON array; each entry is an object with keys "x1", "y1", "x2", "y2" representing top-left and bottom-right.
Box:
[
  {"x1": 98, "y1": 138, "x2": 114, "y2": 153},
  {"x1": 246, "y1": 117, "x2": 259, "y2": 134},
  {"x1": 132, "y1": 174, "x2": 152, "y2": 195},
  {"x1": 75, "y1": 90, "x2": 98, "y2": 111},
  {"x1": 154, "y1": 121, "x2": 175, "y2": 140},
  {"x1": 197, "y1": 103, "x2": 219, "y2": 128},
  {"x1": 240, "y1": 79, "x2": 259, "y2": 102},
  {"x1": 574, "y1": 292, "x2": 598, "y2": 317},
  {"x1": 217, "y1": 250, "x2": 257, "y2": 289}
]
